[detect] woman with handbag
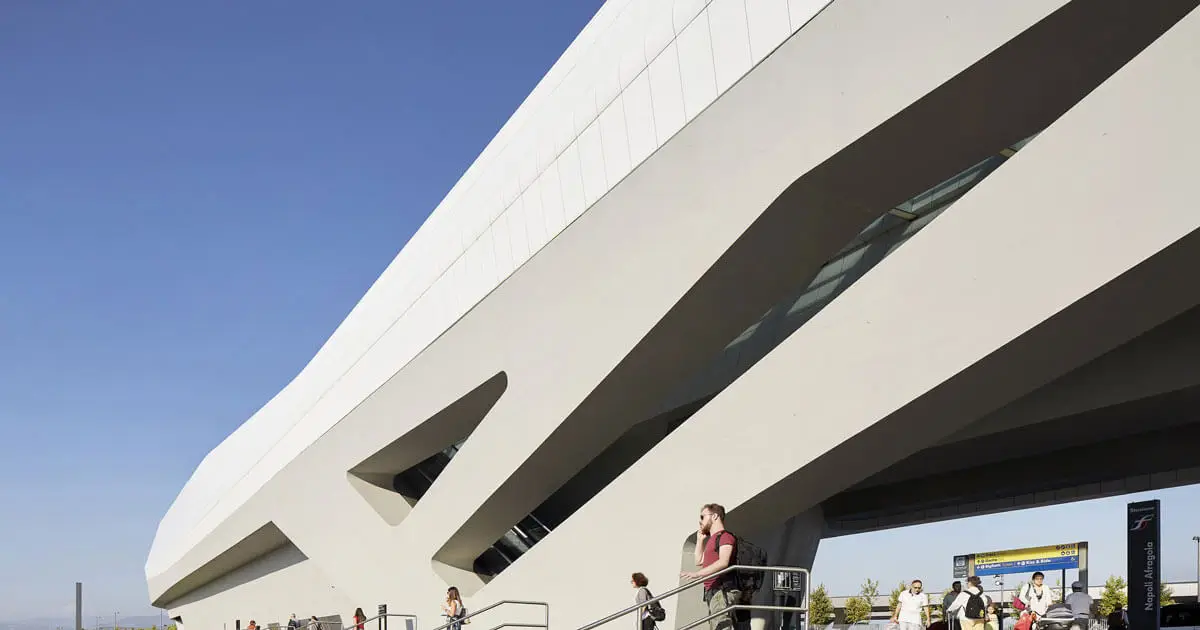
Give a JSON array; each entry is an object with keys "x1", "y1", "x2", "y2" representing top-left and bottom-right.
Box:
[
  {"x1": 632, "y1": 573, "x2": 667, "y2": 630},
  {"x1": 442, "y1": 587, "x2": 468, "y2": 630}
]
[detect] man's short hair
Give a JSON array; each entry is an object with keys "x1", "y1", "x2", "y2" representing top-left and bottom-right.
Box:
[
  {"x1": 912, "y1": 579, "x2": 923, "y2": 585},
  {"x1": 952, "y1": 581, "x2": 962, "y2": 588},
  {"x1": 967, "y1": 576, "x2": 982, "y2": 587},
  {"x1": 703, "y1": 503, "x2": 726, "y2": 521},
  {"x1": 632, "y1": 572, "x2": 649, "y2": 587},
  {"x1": 1032, "y1": 572, "x2": 1045, "y2": 580}
]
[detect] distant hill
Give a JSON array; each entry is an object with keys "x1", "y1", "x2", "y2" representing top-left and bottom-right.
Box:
[{"x1": 0, "y1": 616, "x2": 164, "y2": 630}]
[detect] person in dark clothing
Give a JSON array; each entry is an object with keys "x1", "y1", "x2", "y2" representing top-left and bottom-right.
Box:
[{"x1": 943, "y1": 582, "x2": 963, "y2": 630}]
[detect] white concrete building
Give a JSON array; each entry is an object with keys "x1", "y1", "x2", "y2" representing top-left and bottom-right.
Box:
[{"x1": 147, "y1": 2, "x2": 1200, "y2": 630}]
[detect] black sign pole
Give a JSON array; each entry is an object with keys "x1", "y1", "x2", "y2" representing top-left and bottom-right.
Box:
[{"x1": 1128, "y1": 500, "x2": 1162, "y2": 630}]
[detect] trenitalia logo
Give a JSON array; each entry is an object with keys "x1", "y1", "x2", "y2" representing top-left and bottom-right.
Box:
[{"x1": 1130, "y1": 514, "x2": 1154, "y2": 531}]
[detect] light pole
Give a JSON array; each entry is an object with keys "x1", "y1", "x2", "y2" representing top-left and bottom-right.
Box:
[
  {"x1": 113, "y1": 612, "x2": 119, "y2": 630},
  {"x1": 1192, "y1": 536, "x2": 1199, "y2": 604}
]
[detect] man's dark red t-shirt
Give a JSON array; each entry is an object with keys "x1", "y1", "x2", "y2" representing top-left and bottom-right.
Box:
[{"x1": 702, "y1": 530, "x2": 735, "y2": 590}]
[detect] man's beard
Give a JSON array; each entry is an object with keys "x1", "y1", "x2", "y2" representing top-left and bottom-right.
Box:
[{"x1": 701, "y1": 522, "x2": 711, "y2": 535}]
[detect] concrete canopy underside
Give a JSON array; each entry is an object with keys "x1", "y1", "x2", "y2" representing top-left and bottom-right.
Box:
[{"x1": 147, "y1": 2, "x2": 1200, "y2": 630}]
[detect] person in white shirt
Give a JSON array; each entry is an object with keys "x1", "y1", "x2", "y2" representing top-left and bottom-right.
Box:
[
  {"x1": 1018, "y1": 572, "x2": 1051, "y2": 621},
  {"x1": 947, "y1": 576, "x2": 991, "y2": 630},
  {"x1": 892, "y1": 579, "x2": 931, "y2": 630}
]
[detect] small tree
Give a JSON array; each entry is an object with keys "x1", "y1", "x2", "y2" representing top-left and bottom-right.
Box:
[
  {"x1": 1161, "y1": 583, "x2": 1176, "y2": 607},
  {"x1": 809, "y1": 583, "x2": 836, "y2": 627},
  {"x1": 843, "y1": 594, "x2": 872, "y2": 624},
  {"x1": 844, "y1": 579, "x2": 879, "y2": 624},
  {"x1": 863, "y1": 578, "x2": 881, "y2": 604},
  {"x1": 889, "y1": 581, "x2": 908, "y2": 616},
  {"x1": 1098, "y1": 575, "x2": 1128, "y2": 617}
]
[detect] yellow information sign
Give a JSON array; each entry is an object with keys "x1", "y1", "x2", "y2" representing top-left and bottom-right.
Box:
[{"x1": 973, "y1": 543, "x2": 1079, "y2": 576}]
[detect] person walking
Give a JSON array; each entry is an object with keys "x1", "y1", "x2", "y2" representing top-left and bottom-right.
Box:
[
  {"x1": 892, "y1": 580, "x2": 932, "y2": 630},
  {"x1": 1063, "y1": 582, "x2": 1092, "y2": 629},
  {"x1": 442, "y1": 587, "x2": 467, "y2": 630},
  {"x1": 944, "y1": 582, "x2": 963, "y2": 630},
  {"x1": 632, "y1": 573, "x2": 665, "y2": 630},
  {"x1": 680, "y1": 504, "x2": 737, "y2": 630},
  {"x1": 1017, "y1": 573, "x2": 1051, "y2": 623},
  {"x1": 947, "y1": 577, "x2": 991, "y2": 630}
]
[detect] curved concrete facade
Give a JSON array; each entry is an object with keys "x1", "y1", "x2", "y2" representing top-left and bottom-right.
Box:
[{"x1": 148, "y1": 2, "x2": 1200, "y2": 630}]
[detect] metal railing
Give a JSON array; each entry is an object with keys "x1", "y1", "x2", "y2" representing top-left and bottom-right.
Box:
[
  {"x1": 316, "y1": 613, "x2": 419, "y2": 630},
  {"x1": 575, "y1": 565, "x2": 810, "y2": 630},
  {"x1": 426, "y1": 600, "x2": 550, "y2": 630}
]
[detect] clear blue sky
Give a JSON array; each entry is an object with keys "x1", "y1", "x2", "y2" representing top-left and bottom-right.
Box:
[{"x1": 1, "y1": 0, "x2": 1198, "y2": 624}]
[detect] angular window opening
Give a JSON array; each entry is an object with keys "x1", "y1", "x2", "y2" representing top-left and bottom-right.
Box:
[
  {"x1": 405, "y1": 398, "x2": 707, "y2": 578},
  {"x1": 470, "y1": 397, "x2": 707, "y2": 576},
  {"x1": 393, "y1": 436, "x2": 554, "y2": 577},
  {"x1": 347, "y1": 371, "x2": 507, "y2": 525},
  {"x1": 658, "y1": 134, "x2": 1039, "y2": 415}
]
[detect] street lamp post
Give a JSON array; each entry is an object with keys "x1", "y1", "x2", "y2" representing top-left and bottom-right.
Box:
[
  {"x1": 113, "y1": 612, "x2": 119, "y2": 630},
  {"x1": 1192, "y1": 536, "x2": 1199, "y2": 604}
]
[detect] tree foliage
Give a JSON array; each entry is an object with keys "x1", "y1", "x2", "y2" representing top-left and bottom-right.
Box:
[
  {"x1": 809, "y1": 583, "x2": 836, "y2": 627},
  {"x1": 889, "y1": 581, "x2": 908, "y2": 615},
  {"x1": 844, "y1": 579, "x2": 879, "y2": 624},
  {"x1": 1161, "y1": 583, "x2": 1176, "y2": 607},
  {"x1": 1098, "y1": 575, "x2": 1128, "y2": 617}
]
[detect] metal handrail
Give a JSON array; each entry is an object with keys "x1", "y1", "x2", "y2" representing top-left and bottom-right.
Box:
[
  {"x1": 677, "y1": 605, "x2": 806, "y2": 630},
  {"x1": 574, "y1": 565, "x2": 810, "y2": 630},
  {"x1": 316, "y1": 613, "x2": 419, "y2": 630},
  {"x1": 426, "y1": 600, "x2": 549, "y2": 630}
]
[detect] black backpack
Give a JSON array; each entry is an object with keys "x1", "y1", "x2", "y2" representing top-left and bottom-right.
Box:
[
  {"x1": 964, "y1": 590, "x2": 988, "y2": 620},
  {"x1": 710, "y1": 531, "x2": 769, "y2": 601},
  {"x1": 642, "y1": 589, "x2": 666, "y2": 622}
]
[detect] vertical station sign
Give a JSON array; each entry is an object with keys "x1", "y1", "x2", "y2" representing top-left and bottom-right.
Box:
[{"x1": 1127, "y1": 500, "x2": 1161, "y2": 630}]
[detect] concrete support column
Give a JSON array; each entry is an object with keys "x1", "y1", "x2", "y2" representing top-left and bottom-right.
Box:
[{"x1": 749, "y1": 507, "x2": 824, "y2": 630}]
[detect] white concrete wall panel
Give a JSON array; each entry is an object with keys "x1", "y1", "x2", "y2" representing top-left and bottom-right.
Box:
[
  {"x1": 746, "y1": 0, "x2": 793, "y2": 63},
  {"x1": 622, "y1": 73, "x2": 658, "y2": 167},
  {"x1": 709, "y1": 0, "x2": 754, "y2": 94},
  {"x1": 149, "y1": 1, "x2": 1200, "y2": 630},
  {"x1": 648, "y1": 42, "x2": 688, "y2": 148},
  {"x1": 678, "y1": 12, "x2": 719, "y2": 120}
]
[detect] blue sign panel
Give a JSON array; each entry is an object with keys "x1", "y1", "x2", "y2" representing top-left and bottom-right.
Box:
[{"x1": 972, "y1": 543, "x2": 1080, "y2": 576}]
